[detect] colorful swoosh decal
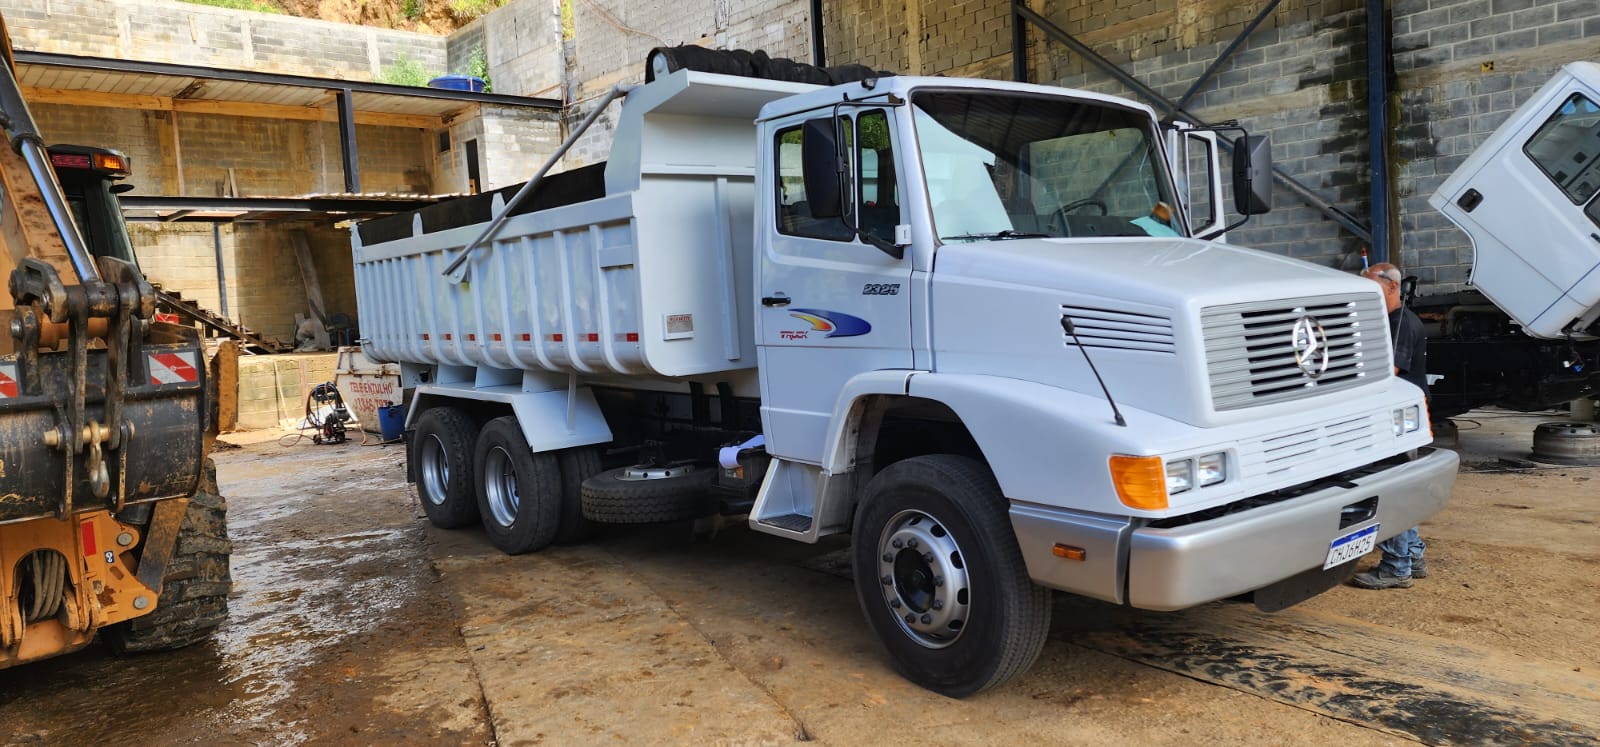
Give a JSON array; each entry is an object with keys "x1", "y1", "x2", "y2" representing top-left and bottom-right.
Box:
[{"x1": 789, "y1": 308, "x2": 872, "y2": 338}]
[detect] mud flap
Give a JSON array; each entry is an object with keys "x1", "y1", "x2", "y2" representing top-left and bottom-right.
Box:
[{"x1": 1251, "y1": 561, "x2": 1359, "y2": 613}]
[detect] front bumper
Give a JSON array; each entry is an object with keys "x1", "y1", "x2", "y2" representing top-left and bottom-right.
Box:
[
  {"x1": 1124, "y1": 447, "x2": 1458, "y2": 610},
  {"x1": 1010, "y1": 447, "x2": 1459, "y2": 611}
]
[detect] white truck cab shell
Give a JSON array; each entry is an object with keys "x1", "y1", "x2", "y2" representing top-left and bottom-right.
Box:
[{"x1": 1431, "y1": 61, "x2": 1600, "y2": 341}]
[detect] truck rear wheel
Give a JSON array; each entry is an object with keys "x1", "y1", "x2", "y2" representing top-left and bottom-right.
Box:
[
  {"x1": 104, "y1": 459, "x2": 232, "y2": 654},
  {"x1": 579, "y1": 463, "x2": 713, "y2": 523},
  {"x1": 851, "y1": 454, "x2": 1051, "y2": 697},
  {"x1": 413, "y1": 406, "x2": 480, "y2": 529},
  {"x1": 473, "y1": 416, "x2": 562, "y2": 554},
  {"x1": 555, "y1": 447, "x2": 603, "y2": 543}
]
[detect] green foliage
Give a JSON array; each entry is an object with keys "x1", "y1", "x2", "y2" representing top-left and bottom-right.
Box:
[
  {"x1": 468, "y1": 45, "x2": 493, "y2": 93},
  {"x1": 401, "y1": 0, "x2": 424, "y2": 21},
  {"x1": 378, "y1": 52, "x2": 436, "y2": 88},
  {"x1": 178, "y1": 0, "x2": 283, "y2": 13},
  {"x1": 449, "y1": 0, "x2": 507, "y2": 20}
]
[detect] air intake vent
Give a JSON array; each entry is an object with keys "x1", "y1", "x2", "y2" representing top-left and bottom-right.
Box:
[
  {"x1": 1202, "y1": 293, "x2": 1388, "y2": 410},
  {"x1": 1061, "y1": 305, "x2": 1175, "y2": 354}
]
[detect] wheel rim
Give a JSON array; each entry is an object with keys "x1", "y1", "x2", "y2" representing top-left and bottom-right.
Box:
[
  {"x1": 419, "y1": 434, "x2": 450, "y2": 506},
  {"x1": 875, "y1": 509, "x2": 971, "y2": 649},
  {"x1": 483, "y1": 446, "x2": 520, "y2": 527},
  {"x1": 619, "y1": 462, "x2": 696, "y2": 480}
]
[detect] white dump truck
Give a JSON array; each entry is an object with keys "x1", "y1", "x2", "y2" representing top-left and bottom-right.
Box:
[{"x1": 352, "y1": 51, "x2": 1456, "y2": 696}]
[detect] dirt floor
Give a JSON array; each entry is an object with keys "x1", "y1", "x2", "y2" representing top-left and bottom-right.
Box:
[{"x1": 0, "y1": 411, "x2": 1596, "y2": 746}]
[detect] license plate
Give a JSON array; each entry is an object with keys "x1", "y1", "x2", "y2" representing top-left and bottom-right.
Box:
[{"x1": 1324, "y1": 524, "x2": 1379, "y2": 569}]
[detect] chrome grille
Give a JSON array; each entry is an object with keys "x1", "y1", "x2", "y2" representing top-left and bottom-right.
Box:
[
  {"x1": 1061, "y1": 305, "x2": 1175, "y2": 354},
  {"x1": 1202, "y1": 293, "x2": 1388, "y2": 410}
]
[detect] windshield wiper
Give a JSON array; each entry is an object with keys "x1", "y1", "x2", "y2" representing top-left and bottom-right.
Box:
[{"x1": 939, "y1": 230, "x2": 1053, "y2": 241}]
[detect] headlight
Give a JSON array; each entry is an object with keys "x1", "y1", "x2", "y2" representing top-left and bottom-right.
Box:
[
  {"x1": 1393, "y1": 405, "x2": 1422, "y2": 435},
  {"x1": 1165, "y1": 459, "x2": 1194, "y2": 494},
  {"x1": 1197, "y1": 452, "x2": 1227, "y2": 486}
]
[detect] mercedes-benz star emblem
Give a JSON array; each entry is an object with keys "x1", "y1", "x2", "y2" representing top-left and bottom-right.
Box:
[{"x1": 1291, "y1": 315, "x2": 1329, "y2": 380}]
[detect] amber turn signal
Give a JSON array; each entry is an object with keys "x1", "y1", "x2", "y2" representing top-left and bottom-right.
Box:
[
  {"x1": 1052, "y1": 544, "x2": 1086, "y2": 561},
  {"x1": 1109, "y1": 454, "x2": 1169, "y2": 510}
]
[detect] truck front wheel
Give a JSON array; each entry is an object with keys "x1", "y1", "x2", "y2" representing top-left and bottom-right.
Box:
[
  {"x1": 851, "y1": 455, "x2": 1051, "y2": 697},
  {"x1": 413, "y1": 407, "x2": 480, "y2": 529},
  {"x1": 473, "y1": 416, "x2": 562, "y2": 554}
]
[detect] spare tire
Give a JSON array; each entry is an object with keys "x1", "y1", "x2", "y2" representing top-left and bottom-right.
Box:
[{"x1": 580, "y1": 463, "x2": 714, "y2": 524}]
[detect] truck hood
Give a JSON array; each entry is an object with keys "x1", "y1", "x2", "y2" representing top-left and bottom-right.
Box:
[
  {"x1": 933, "y1": 236, "x2": 1373, "y2": 309},
  {"x1": 928, "y1": 237, "x2": 1390, "y2": 429}
]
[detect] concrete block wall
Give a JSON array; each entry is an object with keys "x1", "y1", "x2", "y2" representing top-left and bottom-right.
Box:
[
  {"x1": 816, "y1": 0, "x2": 1600, "y2": 293},
  {"x1": 1388, "y1": 0, "x2": 1600, "y2": 289},
  {"x1": 0, "y1": 0, "x2": 445, "y2": 81},
  {"x1": 454, "y1": 0, "x2": 565, "y2": 99},
  {"x1": 33, "y1": 102, "x2": 432, "y2": 197},
  {"x1": 128, "y1": 222, "x2": 357, "y2": 343},
  {"x1": 557, "y1": 0, "x2": 814, "y2": 167}
]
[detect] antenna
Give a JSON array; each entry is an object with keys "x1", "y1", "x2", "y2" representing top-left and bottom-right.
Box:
[{"x1": 1061, "y1": 317, "x2": 1127, "y2": 427}]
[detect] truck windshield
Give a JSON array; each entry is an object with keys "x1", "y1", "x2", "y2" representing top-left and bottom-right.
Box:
[{"x1": 911, "y1": 90, "x2": 1183, "y2": 242}]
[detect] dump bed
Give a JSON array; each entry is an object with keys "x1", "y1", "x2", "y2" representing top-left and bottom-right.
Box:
[{"x1": 353, "y1": 71, "x2": 816, "y2": 377}]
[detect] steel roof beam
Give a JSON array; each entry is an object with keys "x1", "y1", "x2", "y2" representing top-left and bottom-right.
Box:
[{"x1": 13, "y1": 51, "x2": 561, "y2": 110}]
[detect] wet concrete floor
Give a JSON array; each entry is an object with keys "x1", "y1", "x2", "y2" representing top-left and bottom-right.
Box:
[{"x1": 1, "y1": 411, "x2": 1596, "y2": 745}]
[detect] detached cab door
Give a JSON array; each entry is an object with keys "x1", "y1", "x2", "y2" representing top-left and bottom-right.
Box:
[{"x1": 758, "y1": 109, "x2": 913, "y2": 464}]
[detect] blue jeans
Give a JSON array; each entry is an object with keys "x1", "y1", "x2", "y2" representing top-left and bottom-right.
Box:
[{"x1": 1377, "y1": 526, "x2": 1425, "y2": 577}]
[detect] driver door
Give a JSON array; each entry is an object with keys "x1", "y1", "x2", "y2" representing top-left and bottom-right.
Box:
[{"x1": 758, "y1": 109, "x2": 914, "y2": 464}]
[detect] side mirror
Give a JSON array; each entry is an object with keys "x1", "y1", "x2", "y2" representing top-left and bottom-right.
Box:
[
  {"x1": 801, "y1": 118, "x2": 843, "y2": 219},
  {"x1": 1401, "y1": 275, "x2": 1419, "y2": 305},
  {"x1": 1231, "y1": 134, "x2": 1272, "y2": 215}
]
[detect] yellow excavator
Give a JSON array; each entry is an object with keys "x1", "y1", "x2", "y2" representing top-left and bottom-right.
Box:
[{"x1": 0, "y1": 12, "x2": 229, "y2": 668}]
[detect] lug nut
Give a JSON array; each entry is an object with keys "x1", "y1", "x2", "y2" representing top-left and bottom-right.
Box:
[
  {"x1": 889, "y1": 599, "x2": 902, "y2": 609},
  {"x1": 891, "y1": 538, "x2": 904, "y2": 548},
  {"x1": 922, "y1": 552, "x2": 934, "y2": 563},
  {"x1": 932, "y1": 600, "x2": 944, "y2": 610},
  {"x1": 882, "y1": 552, "x2": 894, "y2": 562},
  {"x1": 907, "y1": 538, "x2": 919, "y2": 549},
  {"x1": 881, "y1": 575, "x2": 893, "y2": 586},
  {"x1": 904, "y1": 613, "x2": 915, "y2": 623},
  {"x1": 934, "y1": 576, "x2": 944, "y2": 587},
  {"x1": 921, "y1": 614, "x2": 932, "y2": 624}
]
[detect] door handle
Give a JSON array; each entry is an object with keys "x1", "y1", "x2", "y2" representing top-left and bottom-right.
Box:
[{"x1": 762, "y1": 294, "x2": 791, "y2": 307}]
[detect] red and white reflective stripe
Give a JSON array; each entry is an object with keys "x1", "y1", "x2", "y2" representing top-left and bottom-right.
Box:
[
  {"x1": 0, "y1": 363, "x2": 17, "y2": 398},
  {"x1": 154, "y1": 311, "x2": 181, "y2": 324},
  {"x1": 148, "y1": 351, "x2": 199, "y2": 385}
]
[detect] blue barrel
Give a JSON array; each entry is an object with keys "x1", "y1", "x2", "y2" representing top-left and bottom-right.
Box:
[
  {"x1": 378, "y1": 404, "x2": 406, "y2": 441},
  {"x1": 427, "y1": 75, "x2": 487, "y2": 92}
]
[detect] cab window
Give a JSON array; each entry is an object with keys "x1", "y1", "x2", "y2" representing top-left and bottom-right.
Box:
[
  {"x1": 776, "y1": 119, "x2": 854, "y2": 241},
  {"x1": 1524, "y1": 93, "x2": 1600, "y2": 204}
]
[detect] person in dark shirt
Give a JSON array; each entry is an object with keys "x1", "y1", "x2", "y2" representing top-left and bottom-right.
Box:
[{"x1": 1352, "y1": 262, "x2": 1429, "y2": 590}]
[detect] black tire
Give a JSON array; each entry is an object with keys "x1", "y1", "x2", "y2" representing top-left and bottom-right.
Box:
[
  {"x1": 850, "y1": 454, "x2": 1051, "y2": 698},
  {"x1": 579, "y1": 464, "x2": 714, "y2": 524},
  {"x1": 554, "y1": 447, "x2": 603, "y2": 544},
  {"x1": 413, "y1": 406, "x2": 480, "y2": 529},
  {"x1": 473, "y1": 416, "x2": 562, "y2": 554},
  {"x1": 104, "y1": 458, "x2": 232, "y2": 653}
]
